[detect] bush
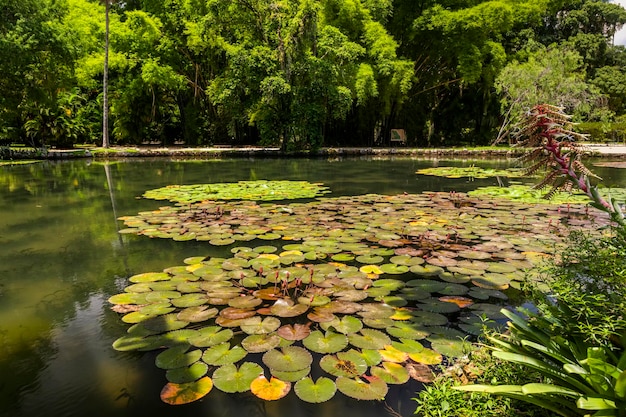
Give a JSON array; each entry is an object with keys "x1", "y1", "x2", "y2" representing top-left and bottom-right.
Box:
[{"x1": 575, "y1": 122, "x2": 626, "y2": 143}]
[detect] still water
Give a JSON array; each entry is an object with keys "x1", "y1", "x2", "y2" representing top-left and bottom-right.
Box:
[{"x1": 1, "y1": 156, "x2": 623, "y2": 417}]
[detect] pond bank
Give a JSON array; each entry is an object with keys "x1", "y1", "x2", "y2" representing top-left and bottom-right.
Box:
[{"x1": 3, "y1": 143, "x2": 626, "y2": 160}]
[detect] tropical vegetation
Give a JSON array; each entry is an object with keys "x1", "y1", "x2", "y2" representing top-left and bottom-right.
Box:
[{"x1": 2, "y1": 0, "x2": 626, "y2": 150}]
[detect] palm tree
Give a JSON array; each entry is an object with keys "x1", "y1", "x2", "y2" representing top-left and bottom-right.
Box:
[{"x1": 102, "y1": 0, "x2": 110, "y2": 148}]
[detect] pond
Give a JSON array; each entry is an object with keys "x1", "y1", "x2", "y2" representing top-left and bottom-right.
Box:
[{"x1": 1, "y1": 156, "x2": 624, "y2": 417}]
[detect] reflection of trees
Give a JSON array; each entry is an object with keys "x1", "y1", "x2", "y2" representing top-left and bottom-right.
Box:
[{"x1": 104, "y1": 162, "x2": 129, "y2": 275}]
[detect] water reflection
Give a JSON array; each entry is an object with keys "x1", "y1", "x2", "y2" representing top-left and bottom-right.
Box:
[{"x1": 2, "y1": 156, "x2": 616, "y2": 417}]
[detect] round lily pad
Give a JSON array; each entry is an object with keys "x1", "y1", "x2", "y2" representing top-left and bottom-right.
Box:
[
  {"x1": 212, "y1": 362, "x2": 263, "y2": 393},
  {"x1": 240, "y1": 316, "x2": 281, "y2": 335},
  {"x1": 188, "y1": 326, "x2": 233, "y2": 347},
  {"x1": 335, "y1": 376, "x2": 388, "y2": 401},
  {"x1": 348, "y1": 329, "x2": 391, "y2": 350},
  {"x1": 241, "y1": 334, "x2": 282, "y2": 353},
  {"x1": 320, "y1": 351, "x2": 368, "y2": 377},
  {"x1": 430, "y1": 337, "x2": 471, "y2": 358},
  {"x1": 371, "y1": 362, "x2": 410, "y2": 384},
  {"x1": 320, "y1": 316, "x2": 363, "y2": 335},
  {"x1": 156, "y1": 346, "x2": 202, "y2": 369},
  {"x1": 294, "y1": 377, "x2": 337, "y2": 403},
  {"x1": 202, "y1": 343, "x2": 247, "y2": 365},
  {"x1": 166, "y1": 362, "x2": 209, "y2": 384},
  {"x1": 160, "y1": 376, "x2": 213, "y2": 405},
  {"x1": 302, "y1": 330, "x2": 349, "y2": 354},
  {"x1": 271, "y1": 366, "x2": 311, "y2": 382},
  {"x1": 250, "y1": 375, "x2": 291, "y2": 401},
  {"x1": 276, "y1": 323, "x2": 311, "y2": 341},
  {"x1": 408, "y1": 348, "x2": 443, "y2": 365},
  {"x1": 263, "y1": 346, "x2": 313, "y2": 372}
]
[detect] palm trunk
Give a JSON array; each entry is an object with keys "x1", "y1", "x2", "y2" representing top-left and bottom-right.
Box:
[{"x1": 102, "y1": 0, "x2": 110, "y2": 148}]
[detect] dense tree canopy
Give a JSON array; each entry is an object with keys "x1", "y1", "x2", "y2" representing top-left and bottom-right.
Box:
[{"x1": 0, "y1": 0, "x2": 625, "y2": 148}]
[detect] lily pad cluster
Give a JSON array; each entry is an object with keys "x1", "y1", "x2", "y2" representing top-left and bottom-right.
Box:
[
  {"x1": 112, "y1": 186, "x2": 614, "y2": 405},
  {"x1": 110, "y1": 253, "x2": 489, "y2": 404},
  {"x1": 119, "y1": 191, "x2": 609, "y2": 257},
  {"x1": 142, "y1": 180, "x2": 331, "y2": 203},
  {"x1": 415, "y1": 166, "x2": 532, "y2": 179},
  {"x1": 468, "y1": 184, "x2": 626, "y2": 205}
]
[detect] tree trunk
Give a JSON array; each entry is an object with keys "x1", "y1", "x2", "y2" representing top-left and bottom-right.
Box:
[{"x1": 102, "y1": 0, "x2": 110, "y2": 148}]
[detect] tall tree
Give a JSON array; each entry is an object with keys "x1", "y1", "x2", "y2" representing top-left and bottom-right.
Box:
[{"x1": 102, "y1": 0, "x2": 110, "y2": 148}]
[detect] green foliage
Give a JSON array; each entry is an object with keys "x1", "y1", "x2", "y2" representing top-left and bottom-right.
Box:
[
  {"x1": 576, "y1": 121, "x2": 626, "y2": 143},
  {"x1": 453, "y1": 105, "x2": 626, "y2": 416},
  {"x1": 413, "y1": 349, "x2": 549, "y2": 417},
  {"x1": 532, "y1": 232, "x2": 626, "y2": 347},
  {"x1": 495, "y1": 45, "x2": 603, "y2": 134}
]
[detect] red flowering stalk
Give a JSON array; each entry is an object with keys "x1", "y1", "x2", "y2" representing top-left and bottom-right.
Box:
[{"x1": 515, "y1": 104, "x2": 626, "y2": 229}]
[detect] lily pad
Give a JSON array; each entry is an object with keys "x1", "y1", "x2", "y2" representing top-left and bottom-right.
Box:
[
  {"x1": 263, "y1": 346, "x2": 313, "y2": 372},
  {"x1": 348, "y1": 329, "x2": 391, "y2": 350},
  {"x1": 250, "y1": 375, "x2": 291, "y2": 400},
  {"x1": 241, "y1": 333, "x2": 282, "y2": 353},
  {"x1": 160, "y1": 376, "x2": 213, "y2": 405},
  {"x1": 156, "y1": 346, "x2": 202, "y2": 370},
  {"x1": 212, "y1": 362, "x2": 263, "y2": 393},
  {"x1": 408, "y1": 348, "x2": 443, "y2": 365},
  {"x1": 320, "y1": 351, "x2": 368, "y2": 377},
  {"x1": 370, "y1": 362, "x2": 410, "y2": 384},
  {"x1": 188, "y1": 326, "x2": 233, "y2": 347},
  {"x1": 335, "y1": 376, "x2": 388, "y2": 401},
  {"x1": 166, "y1": 362, "x2": 209, "y2": 384},
  {"x1": 302, "y1": 330, "x2": 349, "y2": 354},
  {"x1": 240, "y1": 316, "x2": 281, "y2": 335},
  {"x1": 201, "y1": 343, "x2": 247, "y2": 365},
  {"x1": 320, "y1": 316, "x2": 363, "y2": 335},
  {"x1": 276, "y1": 323, "x2": 311, "y2": 341},
  {"x1": 294, "y1": 377, "x2": 337, "y2": 403}
]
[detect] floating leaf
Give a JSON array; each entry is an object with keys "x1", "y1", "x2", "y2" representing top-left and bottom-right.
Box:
[
  {"x1": 160, "y1": 376, "x2": 213, "y2": 405},
  {"x1": 263, "y1": 346, "x2": 312, "y2": 372},
  {"x1": 250, "y1": 375, "x2": 291, "y2": 401},
  {"x1": 320, "y1": 351, "x2": 368, "y2": 377},
  {"x1": 156, "y1": 346, "x2": 202, "y2": 370},
  {"x1": 166, "y1": 362, "x2": 209, "y2": 384},
  {"x1": 320, "y1": 316, "x2": 363, "y2": 335},
  {"x1": 212, "y1": 362, "x2": 263, "y2": 393},
  {"x1": 276, "y1": 324, "x2": 311, "y2": 341},
  {"x1": 371, "y1": 362, "x2": 410, "y2": 384},
  {"x1": 302, "y1": 330, "x2": 349, "y2": 354},
  {"x1": 270, "y1": 299, "x2": 309, "y2": 317},
  {"x1": 408, "y1": 348, "x2": 443, "y2": 365},
  {"x1": 188, "y1": 326, "x2": 233, "y2": 347},
  {"x1": 335, "y1": 376, "x2": 388, "y2": 401},
  {"x1": 294, "y1": 377, "x2": 337, "y2": 403},
  {"x1": 348, "y1": 329, "x2": 391, "y2": 350},
  {"x1": 241, "y1": 334, "x2": 282, "y2": 353},
  {"x1": 240, "y1": 316, "x2": 281, "y2": 335},
  {"x1": 202, "y1": 343, "x2": 247, "y2": 365}
]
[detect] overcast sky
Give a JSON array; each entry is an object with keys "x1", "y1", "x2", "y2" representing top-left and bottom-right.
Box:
[{"x1": 614, "y1": 0, "x2": 626, "y2": 45}]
